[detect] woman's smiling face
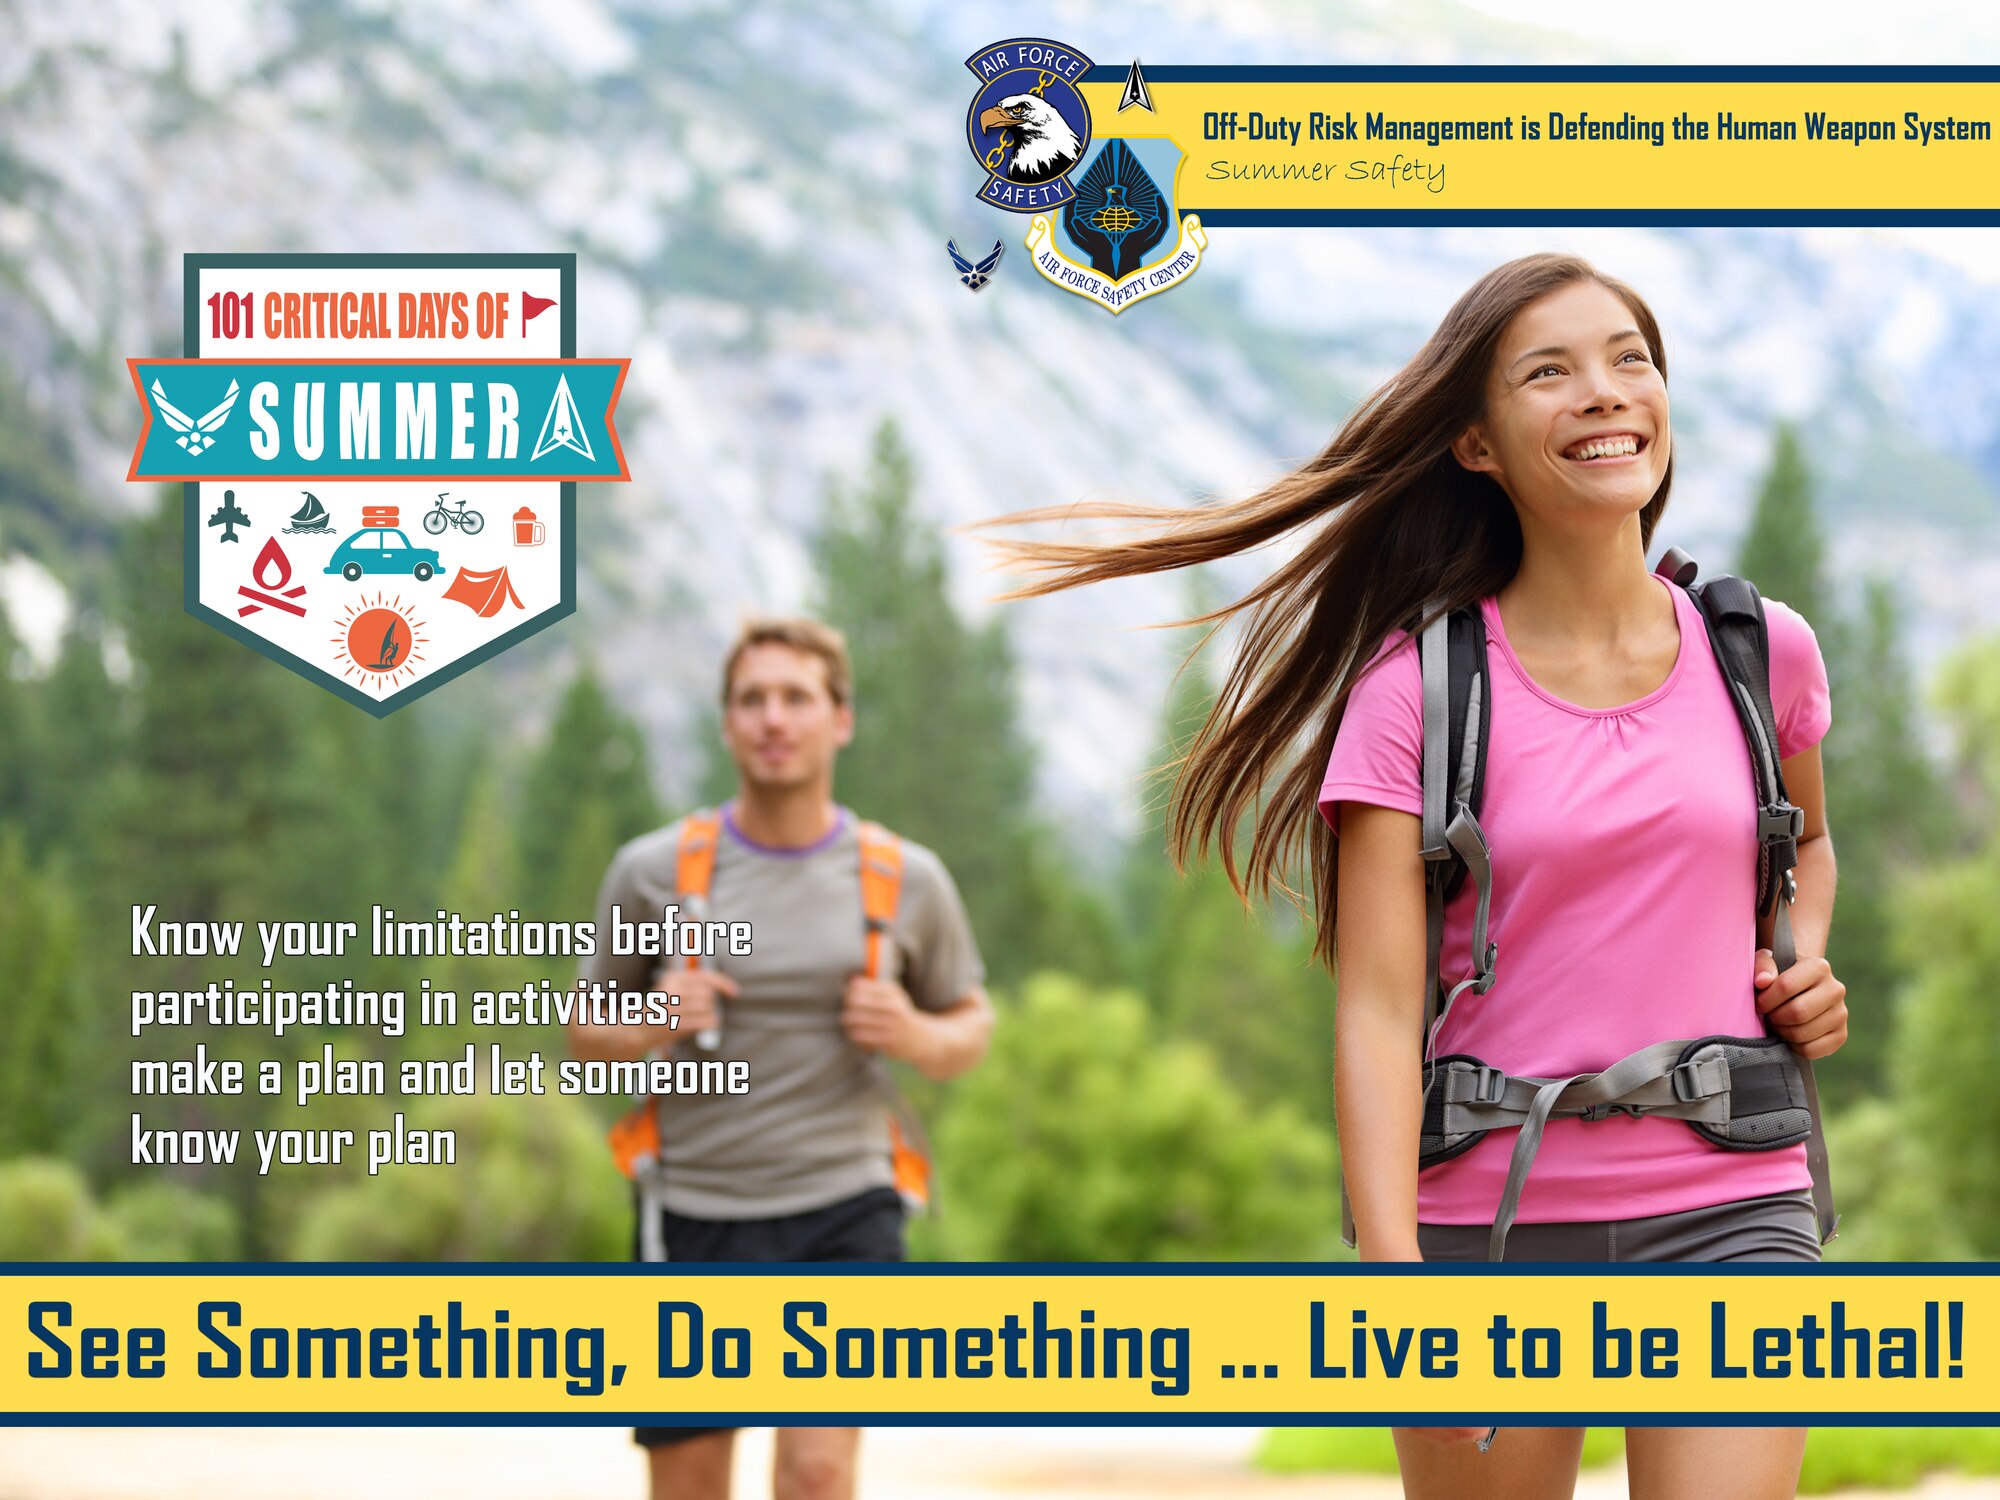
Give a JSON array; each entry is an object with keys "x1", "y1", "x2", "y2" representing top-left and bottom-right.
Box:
[{"x1": 1452, "y1": 278, "x2": 1671, "y2": 528}]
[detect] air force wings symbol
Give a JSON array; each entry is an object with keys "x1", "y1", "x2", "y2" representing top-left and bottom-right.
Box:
[
  {"x1": 151, "y1": 377, "x2": 240, "y2": 455},
  {"x1": 948, "y1": 239, "x2": 1005, "y2": 292}
]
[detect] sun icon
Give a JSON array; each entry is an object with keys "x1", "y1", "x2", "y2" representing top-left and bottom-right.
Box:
[{"x1": 330, "y1": 592, "x2": 427, "y2": 688}]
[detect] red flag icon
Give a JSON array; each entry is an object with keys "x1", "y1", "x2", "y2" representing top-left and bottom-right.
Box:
[{"x1": 522, "y1": 292, "x2": 557, "y2": 335}]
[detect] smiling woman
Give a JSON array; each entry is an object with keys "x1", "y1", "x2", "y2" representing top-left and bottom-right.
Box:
[{"x1": 980, "y1": 252, "x2": 1842, "y2": 1499}]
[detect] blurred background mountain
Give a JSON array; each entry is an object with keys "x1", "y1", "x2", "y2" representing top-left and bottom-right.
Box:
[{"x1": 5, "y1": 0, "x2": 1999, "y2": 829}]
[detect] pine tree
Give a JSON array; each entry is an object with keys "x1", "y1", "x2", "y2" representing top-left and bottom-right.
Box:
[
  {"x1": 1125, "y1": 613, "x2": 1334, "y2": 1126},
  {"x1": 20, "y1": 617, "x2": 126, "y2": 861},
  {"x1": 0, "y1": 830, "x2": 81, "y2": 1157},
  {"x1": 427, "y1": 763, "x2": 533, "y2": 1027},
  {"x1": 103, "y1": 491, "x2": 309, "y2": 922},
  {"x1": 1736, "y1": 423, "x2": 1831, "y2": 627},
  {"x1": 811, "y1": 420, "x2": 1105, "y2": 984},
  {"x1": 1877, "y1": 639, "x2": 2000, "y2": 1254},
  {"x1": 1733, "y1": 428, "x2": 1948, "y2": 1104},
  {"x1": 0, "y1": 607, "x2": 30, "y2": 831},
  {"x1": 1813, "y1": 578, "x2": 1953, "y2": 1099},
  {"x1": 515, "y1": 665, "x2": 659, "y2": 920}
]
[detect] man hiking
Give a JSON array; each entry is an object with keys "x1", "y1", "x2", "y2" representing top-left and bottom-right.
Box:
[{"x1": 571, "y1": 616, "x2": 992, "y2": 1500}]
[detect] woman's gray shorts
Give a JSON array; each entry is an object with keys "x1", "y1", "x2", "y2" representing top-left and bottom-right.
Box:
[{"x1": 1417, "y1": 1189, "x2": 1822, "y2": 1263}]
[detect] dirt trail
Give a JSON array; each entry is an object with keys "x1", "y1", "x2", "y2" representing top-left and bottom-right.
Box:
[{"x1": 1, "y1": 1427, "x2": 1996, "y2": 1500}]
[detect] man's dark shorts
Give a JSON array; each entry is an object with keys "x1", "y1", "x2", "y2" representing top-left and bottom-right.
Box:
[{"x1": 633, "y1": 1186, "x2": 906, "y2": 1449}]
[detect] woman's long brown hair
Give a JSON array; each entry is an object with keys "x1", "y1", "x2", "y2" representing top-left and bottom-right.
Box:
[{"x1": 981, "y1": 253, "x2": 1675, "y2": 968}]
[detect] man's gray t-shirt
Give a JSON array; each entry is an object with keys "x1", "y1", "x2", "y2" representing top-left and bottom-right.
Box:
[{"x1": 583, "y1": 807, "x2": 984, "y2": 1219}]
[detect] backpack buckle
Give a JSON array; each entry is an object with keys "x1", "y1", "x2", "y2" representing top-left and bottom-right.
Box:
[
  {"x1": 1760, "y1": 803, "x2": 1804, "y2": 846},
  {"x1": 1670, "y1": 1059, "x2": 1709, "y2": 1103},
  {"x1": 1473, "y1": 941, "x2": 1499, "y2": 994},
  {"x1": 1469, "y1": 1065, "x2": 1506, "y2": 1106}
]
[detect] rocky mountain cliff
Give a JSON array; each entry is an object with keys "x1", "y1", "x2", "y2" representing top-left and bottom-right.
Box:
[{"x1": 4, "y1": 0, "x2": 1994, "y2": 832}]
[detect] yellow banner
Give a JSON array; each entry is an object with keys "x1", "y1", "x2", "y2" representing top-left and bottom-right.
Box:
[
  {"x1": 1080, "y1": 80, "x2": 2000, "y2": 213},
  {"x1": 4, "y1": 1272, "x2": 1990, "y2": 1418}
]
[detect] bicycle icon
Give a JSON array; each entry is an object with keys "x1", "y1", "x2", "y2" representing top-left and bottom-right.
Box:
[{"x1": 423, "y1": 494, "x2": 485, "y2": 536}]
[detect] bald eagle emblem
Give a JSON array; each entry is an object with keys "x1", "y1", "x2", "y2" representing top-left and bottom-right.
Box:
[
  {"x1": 965, "y1": 38, "x2": 1094, "y2": 213},
  {"x1": 947, "y1": 239, "x2": 1005, "y2": 292},
  {"x1": 977, "y1": 94, "x2": 1083, "y2": 185}
]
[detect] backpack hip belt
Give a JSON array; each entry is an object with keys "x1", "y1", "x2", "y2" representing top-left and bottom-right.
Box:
[{"x1": 1420, "y1": 1033, "x2": 1815, "y2": 1263}]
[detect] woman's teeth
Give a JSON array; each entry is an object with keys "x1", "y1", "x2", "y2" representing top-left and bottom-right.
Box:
[{"x1": 1565, "y1": 436, "x2": 1641, "y2": 461}]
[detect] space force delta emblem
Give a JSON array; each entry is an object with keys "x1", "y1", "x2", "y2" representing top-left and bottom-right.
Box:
[{"x1": 128, "y1": 254, "x2": 628, "y2": 715}]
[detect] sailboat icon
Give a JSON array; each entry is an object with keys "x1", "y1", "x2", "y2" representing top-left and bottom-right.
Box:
[{"x1": 284, "y1": 493, "x2": 334, "y2": 534}]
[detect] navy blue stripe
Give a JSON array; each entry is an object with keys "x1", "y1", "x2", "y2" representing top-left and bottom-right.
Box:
[
  {"x1": 1184, "y1": 211, "x2": 2000, "y2": 227},
  {"x1": 1083, "y1": 65, "x2": 2000, "y2": 83},
  {"x1": 2, "y1": 1412, "x2": 1992, "y2": 1427},
  {"x1": 4, "y1": 1260, "x2": 1993, "y2": 1275}
]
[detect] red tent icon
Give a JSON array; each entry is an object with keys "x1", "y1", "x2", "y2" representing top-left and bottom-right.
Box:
[{"x1": 443, "y1": 565, "x2": 524, "y2": 617}]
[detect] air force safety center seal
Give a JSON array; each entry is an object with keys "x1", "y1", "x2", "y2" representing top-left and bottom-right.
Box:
[{"x1": 965, "y1": 39, "x2": 1093, "y2": 212}]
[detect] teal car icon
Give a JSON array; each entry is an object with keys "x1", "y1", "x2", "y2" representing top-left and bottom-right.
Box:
[{"x1": 325, "y1": 528, "x2": 440, "y2": 582}]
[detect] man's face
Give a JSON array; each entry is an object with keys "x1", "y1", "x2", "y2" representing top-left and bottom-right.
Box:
[{"x1": 721, "y1": 643, "x2": 854, "y2": 794}]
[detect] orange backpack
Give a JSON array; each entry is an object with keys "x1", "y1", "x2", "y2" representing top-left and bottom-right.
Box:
[{"x1": 606, "y1": 811, "x2": 935, "y2": 1212}]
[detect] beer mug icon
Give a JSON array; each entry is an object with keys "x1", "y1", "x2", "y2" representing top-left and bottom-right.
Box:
[{"x1": 512, "y1": 507, "x2": 545, "y2": 546}]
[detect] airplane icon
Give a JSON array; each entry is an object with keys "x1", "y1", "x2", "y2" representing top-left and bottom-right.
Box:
[{"x1": 208, "y1": 489, "x2": 250, "y2": 543}]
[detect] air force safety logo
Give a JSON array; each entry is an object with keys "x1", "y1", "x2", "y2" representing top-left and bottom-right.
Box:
[
  {"x1": 965, "y1": 39, "x2": 1093, "y2": 213},
  {"x1": 1026, "y1": 136, "x2": 1207, "y2": 314}
]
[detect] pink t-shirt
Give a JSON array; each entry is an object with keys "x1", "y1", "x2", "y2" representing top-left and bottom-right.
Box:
[{"x1": 1317, "y1": 575, "x2": 1831, "y2": 1225}]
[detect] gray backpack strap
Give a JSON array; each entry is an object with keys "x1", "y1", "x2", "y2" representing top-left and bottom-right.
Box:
[
  {"x1": 1339, "y1": 614, "x2": 1460, "y2": 1252},
  {"x1": 1773, "y1": 898, "x2": 1839, "y2": 1245},
  {"x1": 1338, "y1": 614, "x2": 1496, "y2": 1252},
  {"x1": 635, "y1": 1156, "x2": 670, "y2": 1263},
  {"x1": 1419, "y1": 614, "x2": 1499, "y2": 1044},
  {"x1": 1418, "y1": 615, "x2": 1499, "y2": 1038},
  {"x1": 1675, "y1": 559, "x2": 1838, "y2": 1248},
  {"x1": 1482, "y1": 1040, "x2": 1700, "y2": 1261},
  {"x1": 1419, "y1": 613, "x2": 1453, "y2": 1045}
]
